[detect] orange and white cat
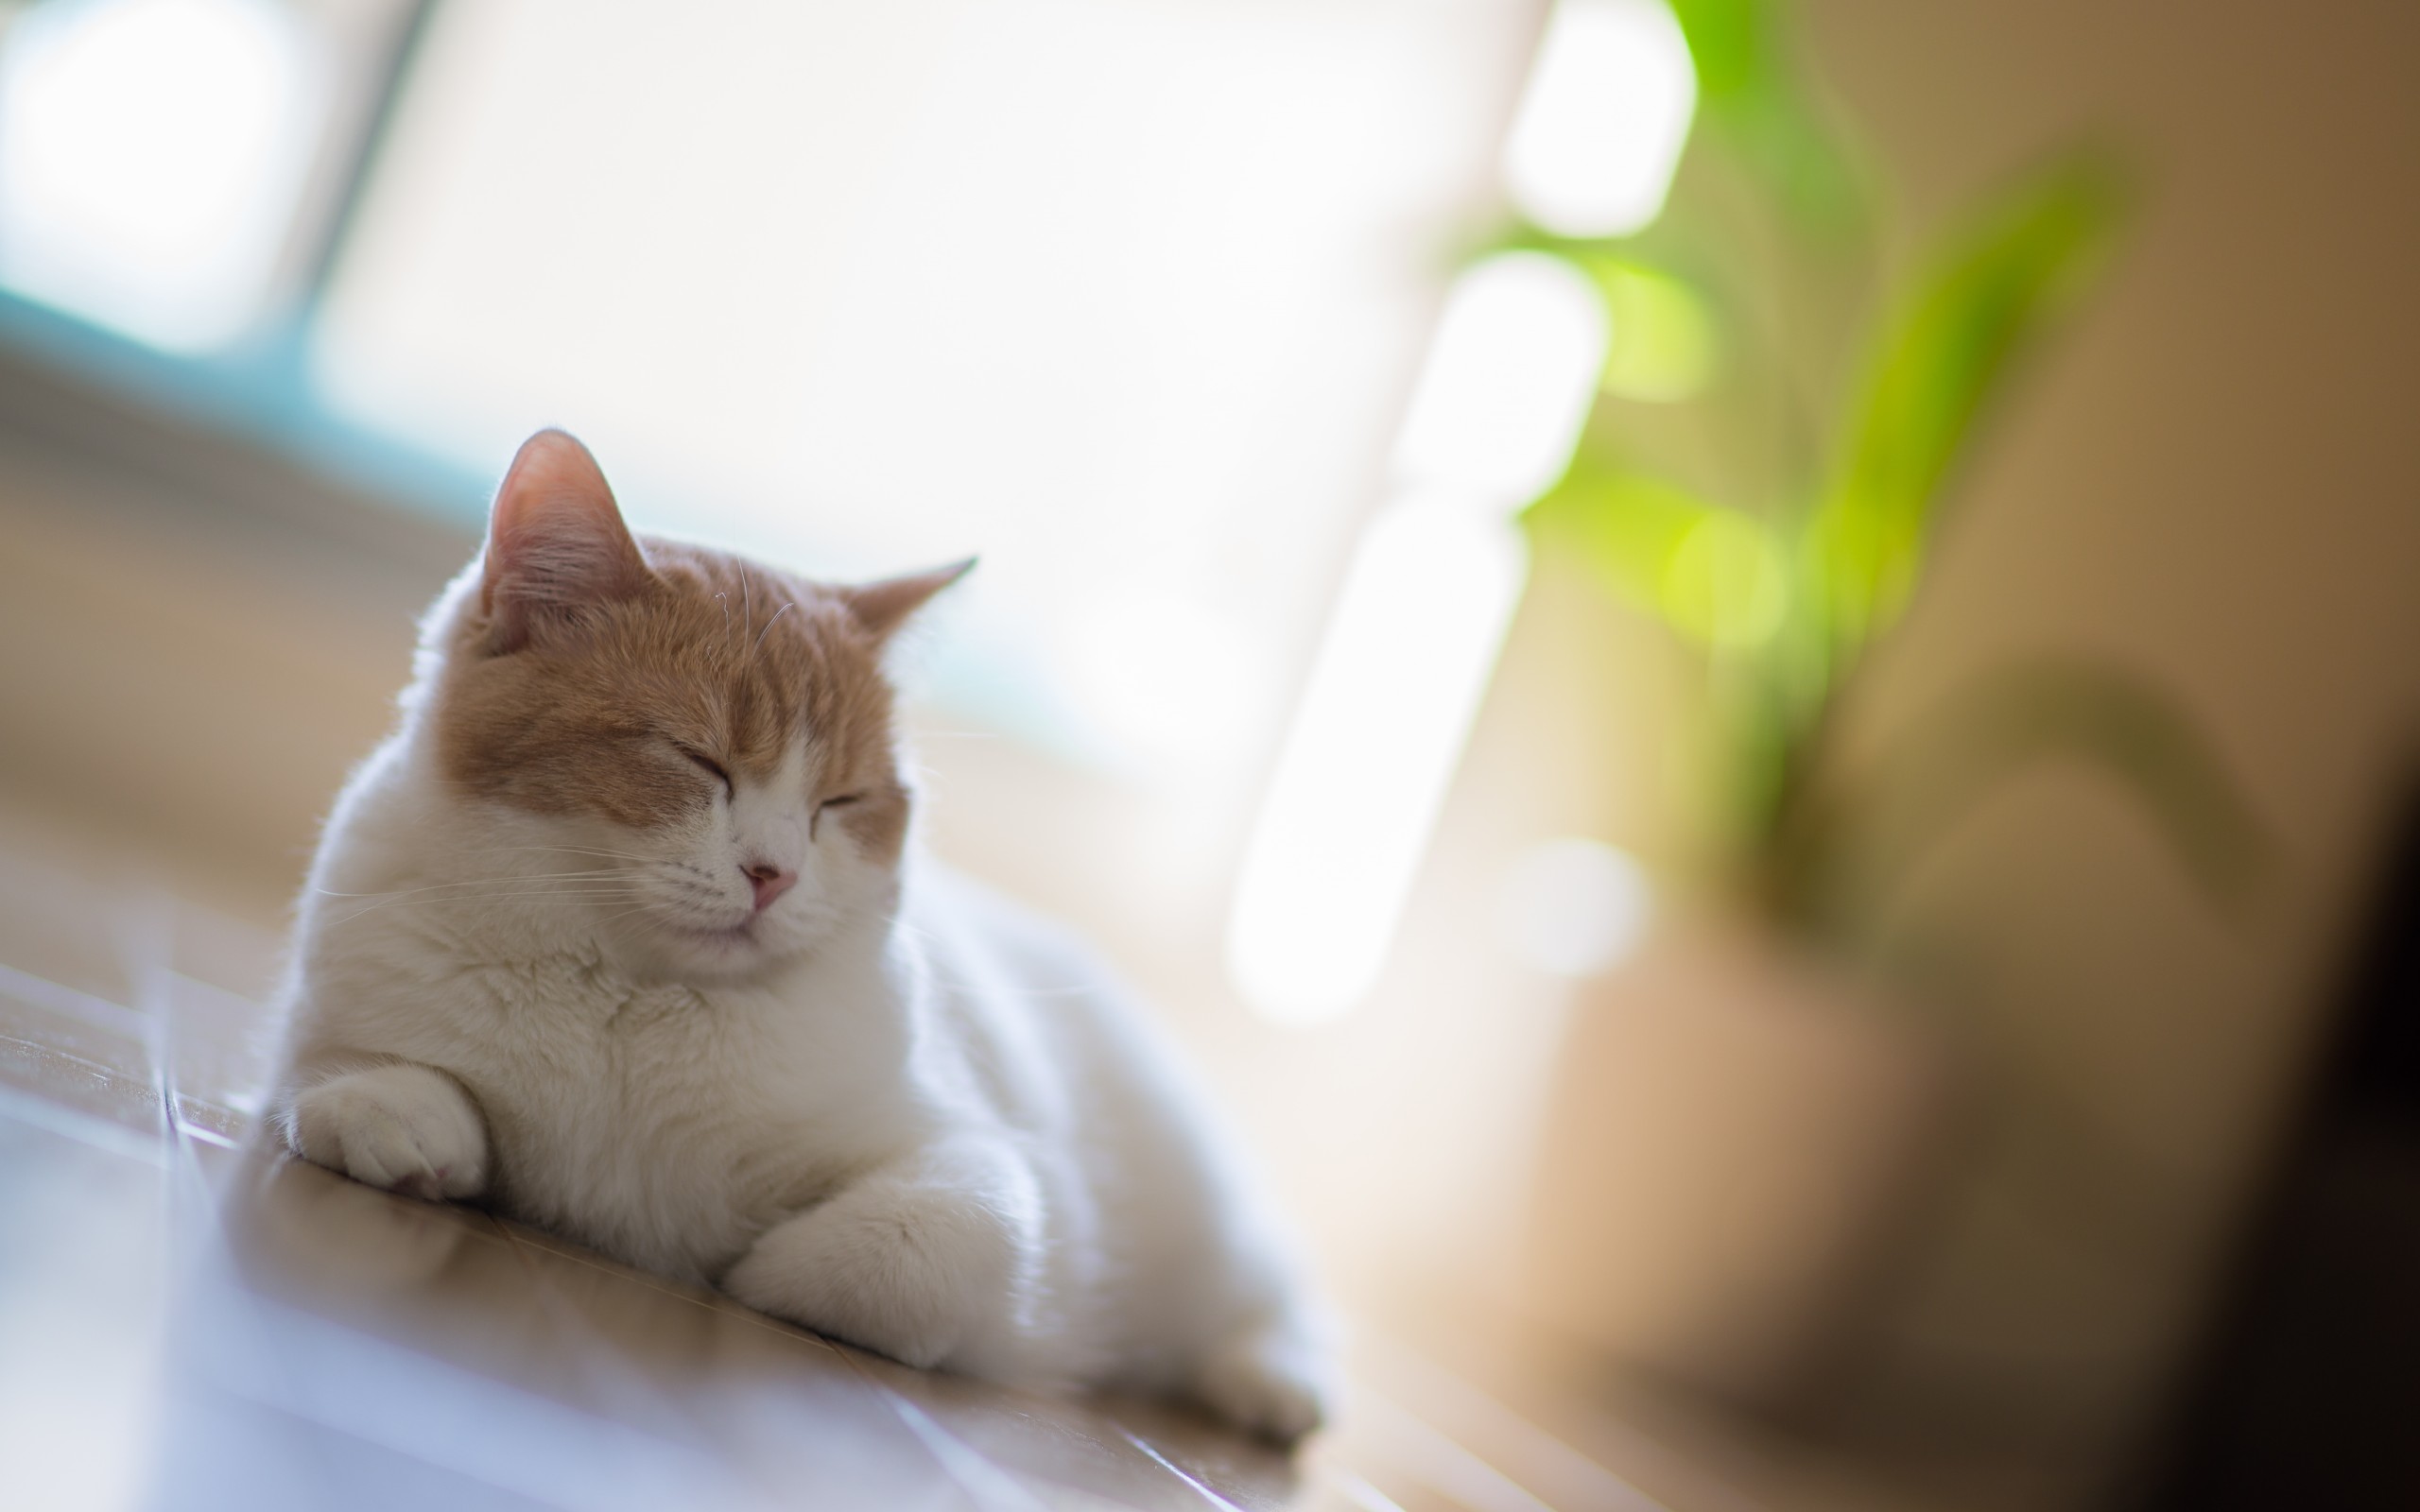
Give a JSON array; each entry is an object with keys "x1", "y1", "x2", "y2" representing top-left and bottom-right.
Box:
[{"x1": 268, "y1": 431, "x2": 1329, "y2": 1441}]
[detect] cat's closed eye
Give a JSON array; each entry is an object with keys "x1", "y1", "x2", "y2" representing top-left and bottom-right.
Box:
[
  {"x1": 813, "y1": 793, "x2": 863, "y2": 837},
  {"x1": 677, "y1": 746, "x2": 734, "y2": 799}
]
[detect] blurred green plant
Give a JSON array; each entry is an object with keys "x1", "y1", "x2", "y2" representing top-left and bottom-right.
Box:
[{"x1": 1508, "y1": 0, "x2": 2270, "y2": 934}]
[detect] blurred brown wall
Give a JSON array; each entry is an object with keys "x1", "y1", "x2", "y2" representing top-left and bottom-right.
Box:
[
  {"x1": 1747, "y1": 0, "x2": 2420, "y2": 1487},
  {"x1": 0, "y1": 369, "x2": 466, "y2": 918}
]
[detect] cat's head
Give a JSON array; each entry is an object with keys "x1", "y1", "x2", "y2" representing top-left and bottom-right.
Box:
[{"x1": 423, "y1": 430, "x2": 968, "y2": 982}]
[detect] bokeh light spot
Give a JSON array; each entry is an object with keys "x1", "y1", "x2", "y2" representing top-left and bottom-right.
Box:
[
  {"x1": 1495, "y1": 837, "x2": 1652, "y2": 978},
  {"x1": 1501, "y1": 0, "x2": 1697, "y2": 239},
  {"x1": 1660, "y1": 510, "x2": 1789, "y2": 649},
  {"x1": 0, "y1": 0, "x2": 316, "y2": 351},
  {"x1": 1596, "y1": 260, "x2": 1716, "y2": 402}
]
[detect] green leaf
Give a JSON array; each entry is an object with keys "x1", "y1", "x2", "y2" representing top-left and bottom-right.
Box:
[
  {"x1": 1664, "y1": 0, "x2": 1776, "y2": 107},
  {"x1": 1808, "y1": 147, "x2": 2130, "y2": 657},
  {"x1": 1665, "y1": 0, "x2": 1861, "y2": 226},
  {"x1": 1528, "y1": 465, "x2": 1788, "y2": 650},
  {"x1": 1770, "y1": 657, "x2": 2274, "y2": 930}
]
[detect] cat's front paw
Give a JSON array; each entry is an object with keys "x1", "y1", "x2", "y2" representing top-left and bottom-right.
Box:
[
  {"x1": 723, "y1": 1141, "x2": 1046, "y2": 1377},
  {"x1": 285, "y1": 1063, "x2": 489, "y2": 1202},
  {"x1": 1195, "y1": 1316, "x2": 1333, "y2": 1446}
]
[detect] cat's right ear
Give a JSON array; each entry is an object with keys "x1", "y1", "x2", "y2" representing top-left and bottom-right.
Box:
[{"x1": 478, "y1": 430, "x2": 653, "y2": 654}]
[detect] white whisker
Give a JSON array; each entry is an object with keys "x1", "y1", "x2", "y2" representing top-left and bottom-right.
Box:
[
  {"x1": 752, "y1": 600, "x2": 796, "y2": 662},
  {"x1": 453, "y1": 843, "x2": 659, "y2": 864},
  {"x1": 316, "y1": 870, "x2": 648, "y2": 901},
  {"x1": 320, "y1": 884, "x2": 661, "y2": 926}
]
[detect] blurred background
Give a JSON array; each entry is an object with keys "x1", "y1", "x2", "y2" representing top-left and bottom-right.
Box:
[{"x1": 0, "y1": 0, "x2": 2415, "y2": 1508}]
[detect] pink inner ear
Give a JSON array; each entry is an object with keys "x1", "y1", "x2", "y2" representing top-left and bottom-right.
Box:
[{"x1": 482, "y1": 430, "x2": 651, "y2": 651}]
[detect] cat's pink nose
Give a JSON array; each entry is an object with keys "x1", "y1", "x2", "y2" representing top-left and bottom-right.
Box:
[{"x1": 743, "y1": 862, "x2": 796, "y2": 911}]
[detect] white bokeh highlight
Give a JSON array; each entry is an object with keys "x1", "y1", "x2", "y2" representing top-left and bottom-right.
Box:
[
  {"x1": 1230, "y1": 0, "x2": 1698, "y2": 1024},
  {"x1": 1501, "y1": 0, "x2": 1696, "y2": 239},
  {"x1": 1390, "y1": 250, "x2": 1609, "y2": 502},
  {"x1": 1226, "y1": 491, "x2": 1530, "y2": 1026},
  {"x1": 1494, "y1": 837, "x2": 1652, "y2": 978},
  {"x1": 0, "y1": 0, "x2": 320, "y2": 351},
  {"x1": 1227, "y1": 254, "x2": 1609, "y2": 1024}
]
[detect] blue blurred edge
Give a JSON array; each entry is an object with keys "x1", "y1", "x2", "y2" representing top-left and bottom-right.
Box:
[{"x1": 0, "y1": 286, "x2": 494, "y2": 530}]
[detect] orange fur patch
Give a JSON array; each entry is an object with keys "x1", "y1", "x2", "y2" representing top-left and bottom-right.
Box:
[{"x1": 434, "y1": 539, "x2": 912, "y2": 864}]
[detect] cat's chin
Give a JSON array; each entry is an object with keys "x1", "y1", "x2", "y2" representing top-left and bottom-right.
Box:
[{"x1": 609, "y1": 919, "x2": 812, "y2": 986}]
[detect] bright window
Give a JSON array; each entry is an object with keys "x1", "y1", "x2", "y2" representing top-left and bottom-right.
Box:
[{"x1": 306, "y1": 0, "x2": 1521, "y2": 783}]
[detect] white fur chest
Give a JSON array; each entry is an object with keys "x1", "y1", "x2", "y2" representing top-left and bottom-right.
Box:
[{"x1": 359, "y1": 942, "x2": 906, "y2": 1282}]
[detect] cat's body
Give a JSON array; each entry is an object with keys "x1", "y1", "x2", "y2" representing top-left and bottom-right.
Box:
[{"x1": 269, "y1": 432, "x2": 1328, "y2": 1440}]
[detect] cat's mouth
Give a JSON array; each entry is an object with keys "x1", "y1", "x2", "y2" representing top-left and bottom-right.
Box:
[{"x1": 676, "y1": 917, "x2": 761, "y2": 950}]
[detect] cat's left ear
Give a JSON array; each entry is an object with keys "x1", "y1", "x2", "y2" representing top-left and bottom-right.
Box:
[
  {"x1": 479, "y1": 430, "x2": 653, "y2": 653},
  {"x1": 839, "y1": 558, "x2": 977, "y2": 640}
]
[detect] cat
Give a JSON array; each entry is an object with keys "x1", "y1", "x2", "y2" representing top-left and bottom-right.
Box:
[{"x1": 268, "y1": 430, "x2": 1330, "y2": 1442}]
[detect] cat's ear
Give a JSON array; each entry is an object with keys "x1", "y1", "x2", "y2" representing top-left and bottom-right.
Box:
[
  {"x1": 839, "y1": 558, "x2": 976, "y2": 640},
  {"x1": 479, "y1": 430, "x2": 652, "y2": 653}
]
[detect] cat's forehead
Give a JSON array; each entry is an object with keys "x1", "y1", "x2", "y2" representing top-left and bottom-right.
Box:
[
  {"x1": 632, "y1": 543, "x2": 891, "y2": 767},
  {"x1": 652, "y1": 545, "x2": 803, "y2": 639}
]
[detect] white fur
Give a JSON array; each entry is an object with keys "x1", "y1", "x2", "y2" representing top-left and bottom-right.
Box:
[{"x1": 269, "y1": 569, "x2": 1331, "y2": 1440}]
